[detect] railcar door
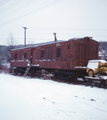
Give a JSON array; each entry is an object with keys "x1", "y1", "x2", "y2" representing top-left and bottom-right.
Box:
[
  {"x1": 62, "y1": 43, "x2": 70, "y2": 69},
  {"x1": 75, "y1": 42, "x2": 87, "y2": 67}
]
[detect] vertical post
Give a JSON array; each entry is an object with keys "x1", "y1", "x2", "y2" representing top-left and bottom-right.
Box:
[
  {"x1": 23, "y1": 27, "x2": 27, "y2": 47},
  {"x1": 53, "y1": 33, "x2": 57, "y2": 42}
]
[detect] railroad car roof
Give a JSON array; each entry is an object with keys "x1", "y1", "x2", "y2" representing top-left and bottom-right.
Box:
[
  {"x1": 11, "y1": 37, "x2": 97, "y2": 51},
  {"x1": 11, "y1": 40, "x2": 65, "y2": 51}
]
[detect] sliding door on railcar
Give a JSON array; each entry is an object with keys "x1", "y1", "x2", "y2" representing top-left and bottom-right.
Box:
[{"x1": 75, "y1": 43, "x2": 87, "y2": 67}]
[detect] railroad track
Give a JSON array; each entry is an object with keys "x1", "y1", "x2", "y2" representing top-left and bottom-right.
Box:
[{"x1": 11, "y1": 72, "x2": 107, "y2": 89}]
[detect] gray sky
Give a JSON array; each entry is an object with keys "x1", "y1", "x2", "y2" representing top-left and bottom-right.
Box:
[{"x1": 0, "y1": 0, "x2": 107, "y2": 45}]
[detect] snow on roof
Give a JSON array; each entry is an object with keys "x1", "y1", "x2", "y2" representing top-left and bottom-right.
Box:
[
  {"x1": 87, "y1": 60, "x2": 107, "y2": 70},
  {"x1": 68, "y1": 36, "x2": 93, "y2": 41},
  {"x1": 11, "y1": 40, "x2": 65, "y2": 51},
  {"x1": 11, "y1": 36, "x2": 97, "y2": 51},
  {"x1": 88, "y1": 60, "x2": 106, "y2": 63}
]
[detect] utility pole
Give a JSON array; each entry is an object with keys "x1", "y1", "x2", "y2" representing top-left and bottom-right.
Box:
[{"x1": 23, "y1": 27, "x2": 27, "y2": 47}]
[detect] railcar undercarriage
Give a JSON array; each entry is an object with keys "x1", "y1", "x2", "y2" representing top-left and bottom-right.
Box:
[
  {"x1": 10, "y1": 66, "x2": 107, "y2": 88},
  {"x1": 11, "y1": 66, "x2": 87, "y2": 82}
]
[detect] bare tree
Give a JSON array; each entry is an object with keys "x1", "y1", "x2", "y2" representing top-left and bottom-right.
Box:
[
  {"x1": 27, "y1": 38, "x2": 35, "y2": 45},
  {"x1": 99, "y1": 42, "x2": 107, "y2": 61},
  {"x1": 7, "y1": 33, "x2": 15, "y2": 49},
  {"x1": 0, "y1": 46, "x2": 4, "y2": 65},
  {"x1": 6, "y1": 33, "x2": 16, "y2": 62},
  {"x1": 0, "y1": 45, "x2": 8, "y2": 63}
]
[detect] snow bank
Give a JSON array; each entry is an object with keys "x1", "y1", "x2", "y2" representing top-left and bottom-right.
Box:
[
  {"x1": 2, "y1": 63, "x2": 10, "y2": 68},
  {"x1": 0, "y1": 73, "x2": 107, "y2": 120}
]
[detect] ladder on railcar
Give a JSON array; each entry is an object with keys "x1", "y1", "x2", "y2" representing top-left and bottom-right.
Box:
[{"x1": 23, "y1": 65, "x2": 31, "y2": 76}]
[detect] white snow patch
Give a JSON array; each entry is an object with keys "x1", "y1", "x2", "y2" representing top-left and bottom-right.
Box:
[
  {"x1": 75, "y1": 66, "x2": 86, "y2": 69},
  {"x1": 0, "y1": 73, "x2": 107, "y2": 120},
  {"x1": 2, "y1": 63, "x2": 10, "y2": 68},
  {"x1": 87, "y1": 60, "x2": 107, "y2": 70},
  {"x1": 87, "y1": 62, "x2": 99, "y2": 70}
]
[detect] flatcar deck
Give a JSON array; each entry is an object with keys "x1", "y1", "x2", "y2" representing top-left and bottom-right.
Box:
[{"x1": 84, "y1": 76, "x2": 107, "y2": 88}]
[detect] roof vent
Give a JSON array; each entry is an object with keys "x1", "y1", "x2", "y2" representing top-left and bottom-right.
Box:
[{"x1": 53, "y1": 33, "x2": 57, "y2": 42}]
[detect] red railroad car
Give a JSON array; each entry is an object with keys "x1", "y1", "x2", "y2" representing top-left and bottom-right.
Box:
[{"x1": 10, "y1": 37, "x2": 99, "y2": 80}]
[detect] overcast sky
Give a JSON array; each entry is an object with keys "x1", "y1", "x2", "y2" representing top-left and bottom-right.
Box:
[{"x1": 0, "y1": 0, "x2": 107, "y2": 45}]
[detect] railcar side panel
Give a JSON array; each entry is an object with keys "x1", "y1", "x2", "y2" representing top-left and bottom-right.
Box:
[
  {"x1": 31, "y1": 37, "x2": 99, "y2": 71},
  {"x1": 68, "y1": 40, "x2": 74, "y2": 70},
  {"x1": 70, "y1": 38, "x2": 99, "y2": 70},
  {"x1": 11, "y1": 47, "x2": 32, "y2": 67},
  {"x1": 10, "y1": 37, "x2": 99, "y2": 76},
  {"x1": 33, "y1": 41, "x2": 70, "y2": 70}
]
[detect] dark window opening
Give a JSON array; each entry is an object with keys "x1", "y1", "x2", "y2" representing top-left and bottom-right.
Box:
[
  {"x1": 41, "y1": 50, "x2": 44, "y2": 59},
  {"x1": 48, "y1": 48, "x2": 50, "y2": 59},
  {"x1": 24, "y1": 52, "x2": 27, "y2": 59},
  {"x1": 56, "y1": 48, "x2": 61, "y2": 58},
  {"x1": 14, "y1": 53, "x2": 17, "y2": 60},
  {"x1": 68, "y1": 45, "x2": 69, "y2": 49}
]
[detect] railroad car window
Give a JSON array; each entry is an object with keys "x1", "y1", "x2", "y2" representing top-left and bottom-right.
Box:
[
  {"x1": 41, "y1": 50, "x2": 44, "y2": 59},
  {"x1": 14, "y1": 53, "x2": 17, "y2": 60},
  {"x1": 56, "y1": 48, "x2": 61, "y2": 58},
  {"x1": 47, "y1": 48, "x2": 50, "y2": 59},
  {"x1": 24, "y1": 52, "x2": 27, "y2": 59},
  {"x1": 68, "y1": 45, "x2": 69, "y2": 49}
]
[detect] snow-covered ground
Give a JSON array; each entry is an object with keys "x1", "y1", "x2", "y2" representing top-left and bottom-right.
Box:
[{"x1": 0, "y1": 73, "x2": 107, "y2": 120}]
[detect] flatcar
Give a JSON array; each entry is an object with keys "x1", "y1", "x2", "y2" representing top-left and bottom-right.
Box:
[{"x1": 10, "y1": 37, "x2": 99, "y2": 81}]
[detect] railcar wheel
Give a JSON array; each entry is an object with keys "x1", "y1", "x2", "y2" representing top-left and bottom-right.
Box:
[{"x1": 88, "y1": 70, "x2": 94, "y2": 77}]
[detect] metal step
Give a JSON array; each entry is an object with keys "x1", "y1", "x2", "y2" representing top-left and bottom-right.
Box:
[{"x1": 23, "y1": 66, "x2": 31, "y2": 76}]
